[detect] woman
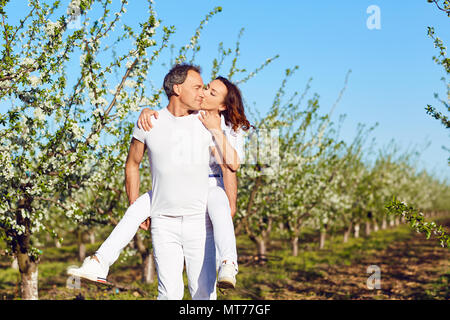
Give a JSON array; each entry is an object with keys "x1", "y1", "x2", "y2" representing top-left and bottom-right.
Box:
[{"x1": 68, "y1": 76, "x2": 250, "y2": 289}]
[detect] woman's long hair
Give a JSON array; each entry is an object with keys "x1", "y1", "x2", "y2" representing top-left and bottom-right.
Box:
[{"x1": 216, "y1": 76, "x2": 251, "y2": 132}]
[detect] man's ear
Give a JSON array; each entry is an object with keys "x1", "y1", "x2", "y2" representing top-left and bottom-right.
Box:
[{"x1": 173, "y1": 83, "x2": 181, "y2": 96}]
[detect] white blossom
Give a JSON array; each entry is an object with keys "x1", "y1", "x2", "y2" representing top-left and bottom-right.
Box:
[
  {"x1": 29, "y1": 75, "x2": 40, "y2": 88},
  {"x1": 33, "y1": 107, "x2": 46, "y2": 121},
  {"x1": 67, "y1": 0, "x2": 81, "y2": 16},
  {"x1": 21, "y1": 57, "x2": 35, "y2": 66},
  {"x1": 45, "y1": 20, "x2": 61, "y2": 37},
  {"x1": 124, "y1": 80, "x2": 137, "y2": 88}
]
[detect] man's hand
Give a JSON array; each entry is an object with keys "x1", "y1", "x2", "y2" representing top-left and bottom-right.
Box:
[
  {"x1": 137, "y1": 108, "x2": 159, "y2": 131},
  {"x1": 139, "y1": 217, "x2": 151, "y2": 231}
]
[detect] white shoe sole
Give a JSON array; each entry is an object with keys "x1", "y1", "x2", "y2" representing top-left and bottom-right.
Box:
[
  {"x1": 67, "y1": 268, "x2": 109, "y2": 284},
  {"x1": 217, "y1": 277, "x2": 236, "y2": 289}
]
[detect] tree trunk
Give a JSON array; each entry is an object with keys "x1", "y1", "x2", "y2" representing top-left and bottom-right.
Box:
[
  {"x1": 319, "y1": 228, "x2": 327, "y2": 250},
  {"x1": 77, "y1": 230, "x2": 88, "y2": 262},
  {"x1": 373, "y1": 221, "x2": 379, "y2": 232},
  {"x1": 365, "y1": 221, "x2": 371, "y2": 236},
  {"x1": 389, "y1": 217, "x2": 395, "y2": 227},
  {"x1": 354, "y1": 223, "x2": 360, "y2": 238},
  {"x1": 343, "y1": 222, "x2": 352, "y2": 243},
  {"x1": 291, "y1": 236, "x2": 299, "y2": 257},
  {"x1": 142, "y1": 251, "x2": 155, "y2": 284},
  {"x1": 11, "y1": 256, "x2": 19, "y2": 270},
  {"x1": 234, "y1": 223, "x2": 243, "y2": 236},
  {"x1": 257, "y1": 239, "x2": 266, "y2": 257},
  {"x1": 17, "y1": 252, "x2": 38, "y2": 300},
  {"x1": 45, "y1": 233, "x2": 51, "y2": 245},
  {"x1": 133, "y1": 234, "x2": 154, "y2": 284},
  {"x1": 21, "y1": 265, "x2": 38, "y2": 300},
  {"x1": 253, "y1": 217, "x2": 272, "y2": 264},
  {"x1": 89, "y1": 231, "x2": 96, "y2": 244},
  {"x1": 381, "y1": 217, "x2": 387, "y2": 230},
  {"x1": 78, "y1": 243, "x2": 86, "y2": 262},
  {"x1": 394, "y1": 217, "x2": 400, "y2": 226},
  {"x1": 15, "y1": 207, "x2": 39, "y2": 300},
  {"x1": 256, "y1": 237, "x2": 268, "y2": 264}
]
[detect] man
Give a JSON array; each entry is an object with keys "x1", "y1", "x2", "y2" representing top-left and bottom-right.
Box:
[{"x1": 127, "y1": 63, "x2": 217, "y2": 299}]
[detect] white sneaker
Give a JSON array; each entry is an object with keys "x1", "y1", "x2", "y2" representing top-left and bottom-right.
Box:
[
  {"x1": 217, "y1": 261, "x2": 237, "y2": 289},
  {"x1": 67, "y1": 255, "x2": 109, "y2": 284}
]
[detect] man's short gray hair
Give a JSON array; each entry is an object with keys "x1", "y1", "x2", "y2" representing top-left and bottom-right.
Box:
[{"x1": 163, "y1": 63, "x2": 202, "y2": 98}]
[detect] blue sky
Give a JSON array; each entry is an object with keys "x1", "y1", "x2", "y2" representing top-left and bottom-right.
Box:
[
  {"x1": 3, "y1": 1, "x2": 450, "y2": 181},
  {"x1": 144, "y1": 0, "x2": 449, "y2": 181}
]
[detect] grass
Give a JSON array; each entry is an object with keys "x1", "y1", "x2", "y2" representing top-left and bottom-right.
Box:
[
  {"x1": 220, "y1": 224, "x2": 415, "y2": 300},
  {"x1": 0, "y1": 216, "x2": 448, "y2": 300}
]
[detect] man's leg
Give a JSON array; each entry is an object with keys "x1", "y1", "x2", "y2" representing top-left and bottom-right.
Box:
[
  {"x1": 96, "y1": 191, "x2": 152, "y2": 267},
  {"x1": 183, "y1": 213, "x2": 217, "y2": 300},
  {"x1": 151, "y1": 215, "x2": 185, "y2": 300}
]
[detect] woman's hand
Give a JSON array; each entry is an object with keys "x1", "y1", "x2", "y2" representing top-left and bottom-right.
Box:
[
  {"x1": 139, "y1": 217, "x2": 151, "y2": 231},
  {"x1": 137, "y1": 108, "x2": 159, "y2": 131},
  {"x1": 198, "y1": 110, "x2": 221, "y2": 132}
]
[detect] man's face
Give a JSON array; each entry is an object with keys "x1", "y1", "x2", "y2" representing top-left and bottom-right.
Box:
[{"x1": 176, "y1": 70, "x2": 204, "y2": 111}]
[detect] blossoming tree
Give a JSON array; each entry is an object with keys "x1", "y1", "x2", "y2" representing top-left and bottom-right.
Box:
[{"x1": 0, "y1": 0, "x2": 174, "y2": 299}]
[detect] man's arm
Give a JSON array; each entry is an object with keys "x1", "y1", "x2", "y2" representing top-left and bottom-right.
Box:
[
  {"x1": 221, "y1": 163, "x2": 238, "y2": 218},
  {"x1": 125, "y1": 137, "x2": 146, "y2": 205}
]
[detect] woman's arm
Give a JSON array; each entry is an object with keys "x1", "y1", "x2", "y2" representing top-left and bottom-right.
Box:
[
  {"x1": 221, "y1": 164, "x2": 238, "y2": 218},
  {"x1": 199, "y1": 111, "x2": 240, "y2": 172},
  {"x1": 137, "y1": 108, "x2": 159, "y2": 131},
  {"x1": 211, "y1": 147, "x2": 238, "y2": 218}
]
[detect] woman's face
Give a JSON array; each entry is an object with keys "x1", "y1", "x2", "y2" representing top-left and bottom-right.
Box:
[{"x1": 201, "y1": 79, "x2": 228, "y2": 112}]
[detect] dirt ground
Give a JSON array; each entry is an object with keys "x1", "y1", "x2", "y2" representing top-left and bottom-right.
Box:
[
  {"x1": 261, "y1": 220, "x2": 450, "y2": 300},
  {"x1": 1, "y1": 219, "x2": 448, "y2": 300}
]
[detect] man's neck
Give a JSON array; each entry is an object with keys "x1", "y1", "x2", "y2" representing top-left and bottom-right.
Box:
[{"x1": 167, "y1": 99, "x2": 192, "y2": 117}]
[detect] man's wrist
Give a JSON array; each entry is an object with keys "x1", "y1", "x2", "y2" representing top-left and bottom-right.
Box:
[{"x1": 128, "y1": 196, "x2": 138, "y2": 206}]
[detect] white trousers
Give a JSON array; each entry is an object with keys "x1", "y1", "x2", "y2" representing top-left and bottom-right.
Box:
[
  {"x1": 95, "y1": 177, "x2": 238, "y2": 299},
  {"x1": 96, "y1": 190, "x2": 152, "y2": 267},
  {"x1": 151, "y1": 213, "x2": 216, "y2": 300},
  {"x1": 207, "y1": 178, "x2": 238, "y2": 270}
]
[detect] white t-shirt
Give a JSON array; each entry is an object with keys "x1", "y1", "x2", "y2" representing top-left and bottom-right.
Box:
[
  {"x1": 132, "y1": 107, "x2": 214, "y2": 217},
  {"x1": 208, "y1": 115, "x2": 245, "y2": 176}
]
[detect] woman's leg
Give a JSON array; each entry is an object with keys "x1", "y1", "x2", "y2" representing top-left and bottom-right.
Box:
[
  {"x1": 96, "y1": 190, "x2": 152, "y2": 268},
  {"x1": 207, "y1": 185, "x2": 238, "y2": 270}
]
